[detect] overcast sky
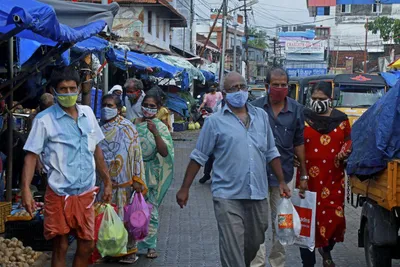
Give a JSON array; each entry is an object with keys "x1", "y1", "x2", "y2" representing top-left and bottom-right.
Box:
[{"x1": 195, "y1": 0, "x2": 312, "y2": 36}]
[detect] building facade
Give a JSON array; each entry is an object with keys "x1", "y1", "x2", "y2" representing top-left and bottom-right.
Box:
[
  {"x1": 306, "y1": 0, "x2": 400, "y2": 72},
  {"x1": 102, "y1": 0, "x2": 186, "y2": 52}
]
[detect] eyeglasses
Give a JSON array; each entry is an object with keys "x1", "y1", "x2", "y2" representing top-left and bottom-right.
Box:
[
  {"x1": 142, "y1": 103, "x2": 157, "y2": 109},
  {"x1": 226, "y1": 84, "x2": 248, "y2": 93}
]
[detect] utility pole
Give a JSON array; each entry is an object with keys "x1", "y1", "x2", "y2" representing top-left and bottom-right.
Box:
[
  {"x1": 219, "y1": 0, "x2": 227, "y2": 88},
  {"x1": 189, "y1": 0, "x2": 194, "y2": 52},
  {"x1": 101, "y1": 0, "x2": 109, "y2": 92},
  {"x1": 244, "y1": 0, "x2": 250, "y2": 83},
  {"x1": 273, "y1": 38, "x2": 276, "y2": 65},
  {"x1": 233, "y1": 20, "x2": 238, "y2": 72},
  {"x1": 364, "y1": 17, "x2": 368, "y2": 73}
]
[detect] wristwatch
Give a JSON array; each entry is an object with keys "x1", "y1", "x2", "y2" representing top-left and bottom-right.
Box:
[{"x1": 300, "y1": 175, "x2": 309, "y2": 181}]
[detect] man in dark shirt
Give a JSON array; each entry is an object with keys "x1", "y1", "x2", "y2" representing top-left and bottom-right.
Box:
[{"x1": 250, "y1": 67, "x2": 308, "y2": 267}]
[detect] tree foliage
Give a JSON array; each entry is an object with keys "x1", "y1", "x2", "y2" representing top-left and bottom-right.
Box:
[
  {"x1": 367, "y1": 16, "x2": 400, "y2": 44},
  {"x1": 247, "y1": 28, "x2": 268, "y2": 50}
]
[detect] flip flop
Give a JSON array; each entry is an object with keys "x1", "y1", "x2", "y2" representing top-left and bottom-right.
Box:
[
  {"x1": 146, "y1": 249, "x2": 158, "y2": 259},
  {"x1": 119, "y1": 255, "x2": 139, "y2": 264}
]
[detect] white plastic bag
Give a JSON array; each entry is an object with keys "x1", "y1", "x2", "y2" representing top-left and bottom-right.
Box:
[
  {"x1": 275, "y1": 197, "x2": 301, "y2": 246},
  {"x1": 291, "y1": 189, "x2": 317, "y2": 251}
]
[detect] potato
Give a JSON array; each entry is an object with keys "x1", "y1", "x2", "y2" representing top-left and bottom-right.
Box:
[
  {"x1": 17, "y1": 256, "x2": 25, "y2": 263},
  {"x1": 26, "y1": 259, "x2": 34, "y2": 265},
  {"x1": 14, "y1": 248, "x2": 22, "y2": 256},
  {"x1": 9, "y1": 256, "x2": 16, "y2": 262},
  {"x1": 0, "y1": 236, "x2": 4, "y2": 242},
  {"x1": 17, "y1": 241, "x2": 23, "y2": 248},
  {"x1": 23, "y1": 263, "x2": 29, "y2": 267},
  {"x1": 11, "y1": 238, "x2": 18, "y2": 242}
]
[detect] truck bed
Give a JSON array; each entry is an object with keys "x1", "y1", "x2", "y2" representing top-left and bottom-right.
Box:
[{"x1": 350, "y1": 159, "x2": 400, "y2": 211}]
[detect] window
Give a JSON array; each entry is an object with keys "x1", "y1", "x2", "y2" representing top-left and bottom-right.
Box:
[
  {"x1": 316, "y1": 7, "x2": 330, "y2": 16},
  {"x1": 316, "y1": 27, "x2": 330, "y2": 39},
  {"x1": 156, "y1": 16, "x2": 160, "y2": 38},
  {"x1": 148, "y1": 11, "x2": 152, "y2": 34},
  {"x1": 372, "y1": 4, "x2": 382, "y2": 13},
  {"x1": 340, "y1": 4, "x2": 351, "y2": 13},
  {"x1": 163, "y1": 20, "x2": 167, "y2": 41}
]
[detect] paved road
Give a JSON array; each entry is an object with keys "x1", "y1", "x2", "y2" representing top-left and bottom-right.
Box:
[{"x1": 59, "y1": 130, "x2": 400, "y2": 267}]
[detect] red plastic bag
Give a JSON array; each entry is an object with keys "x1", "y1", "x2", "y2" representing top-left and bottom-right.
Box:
[
  {"x1": 89, "y1": 204, "x2": 118, "y2": 264},
  {"x1": 124, "y1": 192, "x2": 152, "y2": 241}
]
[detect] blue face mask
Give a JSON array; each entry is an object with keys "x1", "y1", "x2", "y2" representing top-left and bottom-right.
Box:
[
  {"x1": 101, "y1": 107, "x2": 118, "y2": 121},
  {"x1": 225, "y1": 90, "x2": 248, "y2": 108}
]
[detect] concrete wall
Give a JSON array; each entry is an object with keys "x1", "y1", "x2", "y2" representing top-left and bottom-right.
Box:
[
  {"x1": 171, "y1": 0, "x2": 194, "y2": 53},
  {"x1": 113, "y1": 6, "x2": 171, "y2": 50}
]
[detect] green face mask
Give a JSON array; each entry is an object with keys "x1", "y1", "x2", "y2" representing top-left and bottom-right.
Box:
[{"x1": 54, "y1": 90, "x2": 79, "y2": 108}]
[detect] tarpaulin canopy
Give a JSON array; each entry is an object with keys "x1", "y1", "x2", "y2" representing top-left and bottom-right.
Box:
[
  {"x1": 347, "y1": 81, "x2": 400, "y2": 177},
  {"x1": 155, "y1": 54, "x2": 205, "y2": 84},
  {"x1": 37, "y1": 0, "x2": 119, "y2": 31},
  {"x1": 379, "y1": 72, "x2": 398, "y2": 88},
  {"x1": 201, "y1": 69, "x2": 216, "y2": 83},
  {"x1": 0, "y1": 0, "x2": 106, "y2": 44},
  {"x1": 166, "y1": 92, "x2": 189, "y2": 117}
]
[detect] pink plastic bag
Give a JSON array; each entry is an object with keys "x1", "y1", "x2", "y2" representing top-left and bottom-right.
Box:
[{"x1": 124, "y1": 192, "x2": 152, "y2": 241}]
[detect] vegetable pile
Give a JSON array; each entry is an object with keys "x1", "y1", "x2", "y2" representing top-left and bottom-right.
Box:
[{"x1": 0, "y1": 237, "x2": 42, "y2": 266}]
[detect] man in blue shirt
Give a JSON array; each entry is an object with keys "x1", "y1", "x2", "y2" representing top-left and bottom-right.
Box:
[
  {"x1": 176, "y1": 72, "x2": 291, "y2": 267},
  {"x1": 21, "y1": 67, "x2": 112, "y2": 267},
  {"x1": 250, "y1": 67, "x2": 308, "y2": 267}
]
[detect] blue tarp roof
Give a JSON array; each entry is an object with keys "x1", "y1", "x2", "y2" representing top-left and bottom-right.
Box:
[
  {"x1": 201, "y1": 69, "x2": 216, "y2": 83},
  {"x1": 0, "y1": 0, "x2": 106, "y2": 45},
  {"x1": 347, "y1": 81, "x2": 400, "y2": 176}
]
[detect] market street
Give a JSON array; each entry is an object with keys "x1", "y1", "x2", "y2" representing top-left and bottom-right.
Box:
[{"x1": 55, "y1": 130, "x2": 400, "y2": 267}]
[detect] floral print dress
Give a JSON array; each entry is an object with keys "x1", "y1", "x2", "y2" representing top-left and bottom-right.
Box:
[{"x1": 299, "y1": 120, "x2": 352, "y2": 248}]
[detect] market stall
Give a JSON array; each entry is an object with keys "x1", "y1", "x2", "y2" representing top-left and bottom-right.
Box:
[{"x1": 0, "y1": 0, "x2": 115, "y2": 258}]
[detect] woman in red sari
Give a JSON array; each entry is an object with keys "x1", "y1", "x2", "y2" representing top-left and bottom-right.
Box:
[{"x1": 298, "y1": 81, "x2": 352, "y2": 267}]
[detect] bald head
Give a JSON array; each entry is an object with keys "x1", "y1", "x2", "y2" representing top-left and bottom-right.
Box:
[
  {"x1": 223, "y1": 72, "x2": 246, "y2": 91},
  {"x1": 39, "y1": 93, "x2": 54, "y2": 111}
]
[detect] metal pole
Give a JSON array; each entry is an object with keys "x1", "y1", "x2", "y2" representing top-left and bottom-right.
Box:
[
  {"x1": 364, "y1": 18, "x2": 368, "y2": 74},
  {"x1": 101, "y1": 0, "x2": 109, "y2": 93},
  {"x1": 233, "y1": 24, "x2": 237, "y2": 72},
  {"x1": 244, "y1": 0, "x2": 250, "y2": 83},
  {"x1": 219, "y1": 0, "x2": 227, "y2": 88},
  {"x1": 6, "y1": 38, "x2": 13, "y2": 202},
  {"x1": 190, "y1": 0, "x2": 194, "y2": 52}
]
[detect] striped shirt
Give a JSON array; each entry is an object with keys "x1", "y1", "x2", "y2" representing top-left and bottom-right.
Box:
[{"x1": 24, "y1": 104, "x2": 104, "y2": 196}]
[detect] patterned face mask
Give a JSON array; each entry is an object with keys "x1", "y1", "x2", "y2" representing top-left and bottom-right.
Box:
[{"x1": 311, "y1": 99, "x2": 330, "y2": 114}]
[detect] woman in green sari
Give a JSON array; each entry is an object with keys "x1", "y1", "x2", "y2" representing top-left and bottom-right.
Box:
[
  {"x1": 133, "y1": 94, "x2": 174, "y2": 259},
  {"x1": 99, "y1": 94, "x2": 147, "y2": 264}
]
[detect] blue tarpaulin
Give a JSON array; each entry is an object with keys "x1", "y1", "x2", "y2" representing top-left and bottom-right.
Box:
[
  {"x1": 380, "y1": 72, "x2": 398, "y2": 88},
  {"x1": 0, "y1": 0, "x2": 106, "y2": 44},
  {"x1": 347, "y1": 81, "x2": 400, "y2": 176},
  {"x1": 74, "y1": 37, "x2": 182, "y2": 78},
  {"x1": 201, "y1": 69, "x2": 216, "y2": 83},
  {"x1": 73, "y1": 36, "x2": 110, "y2": 54},
  {"x1": 166, "y1": 93, "x2": 189, "y2": 117}
]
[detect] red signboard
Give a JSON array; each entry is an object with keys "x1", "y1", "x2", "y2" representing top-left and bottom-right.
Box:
[{"x1": 308, "y1": 0, "x2": 336, "y2": 7}]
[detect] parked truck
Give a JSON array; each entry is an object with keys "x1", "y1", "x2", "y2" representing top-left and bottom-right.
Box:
[{"x1": 350, "y1": 162, "x2": 400, "y2": 267}]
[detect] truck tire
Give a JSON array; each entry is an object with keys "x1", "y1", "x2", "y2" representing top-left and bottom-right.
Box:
[{"x1": 364, "y1": 221, "x2": 392, "y2": 267}]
